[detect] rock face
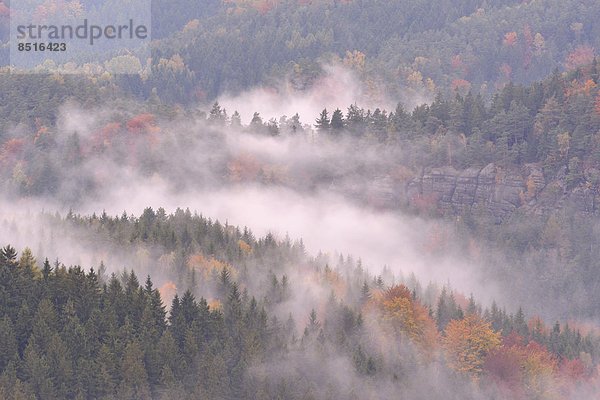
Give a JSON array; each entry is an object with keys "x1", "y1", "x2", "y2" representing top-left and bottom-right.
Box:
[
  {"x1": 365, "y1": 162, "x2": 600, "y2": 221},
  {"x1": 451, "y1": 167, "x2": 481, "y2": 214}
]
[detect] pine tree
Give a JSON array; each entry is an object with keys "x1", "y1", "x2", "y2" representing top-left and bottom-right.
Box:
[
  {"x1": 230, "y1": 111, "x2": 242, "y2": 128},
  {"x1": 330, "y1": 108, "x2": 344, "y2": 132},
  {"x1": 251, "y1": 112, "x2": 263, "y2": 127},
  {"x1": 360, "y1": 281, "x2": 371, "y2": 304},
  {"x1": 513, "y1": 307, "x2": 529, "y2": 338},
  {"x1": 118, "y1": 340, "x2": 151, "y2": 400},
  {"x1": 315, "y1": 108, "x2": 330, "y2": 133},
  {"x1": 466, "y1": 294, "x2": 479, "y2": 317},
  {"x1": 0, "y1": 316, "x2": 18, "y2": 371},
  {"x1": 22, "y1": 343, "x2": 56, "y2": 399},
  {"x1": 41, "y1": 258, "x2": 52, "y2": 280},
  {"x1": 46, "y1": 333, "x2": 74, "y2": 399},
  {"x1": 209, "y1": 101, "x2": 227, "y2": 125},
  {"x1": 218, "y1": 267, "x2": 232, "y2": 299}
]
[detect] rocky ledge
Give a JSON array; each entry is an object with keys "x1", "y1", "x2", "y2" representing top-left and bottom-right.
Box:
[{"x1": 367, "y1": 163, "x2": 600, "y2": 221}]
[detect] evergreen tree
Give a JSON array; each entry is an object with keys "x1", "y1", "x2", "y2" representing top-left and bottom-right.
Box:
[
  {"x1": 118, "y1": 340, "x2": 151, "y2": 400},
  {"x1": 315, "y1": 108, "x2": 330, "y2": 133},
  {"x1": 330, "y1": 108, "x2": 344, "y2": 132}
]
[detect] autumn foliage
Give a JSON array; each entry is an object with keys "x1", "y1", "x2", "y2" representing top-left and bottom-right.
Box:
[
  {"x1": 321, "y1": 265, "x2": 346, "y2": 299},
  {"x1": 450, "y1": 78, "x2": 471, "y2": 95},
  {"x1": 126, "y1": 114, "x2": 162, "y2": 148},
  {"x1": 86, "y1": 115, "x2": 161, "y2": 157},
  {"x1": 365, "y1": 285, "x2": 438, "y2": 352},
  {"x1": 227, "y1": 153, "x2": 262, "y2": 182},
  {"x1": 0, "y1": 138, "x2": 25, "y2": 165},
  {"x1": 483, "y1": 332, "x2": 561, "y2": 398},
  {"x1": 503, "y1": 32, "x2": 518, "y2": 47},
  {"x1": 90, "y1": 122, "x2": 123, "y2": 151},
  {"x1": 187, "y1": 251, "x2": 237, "y2": 280},
  {"x1": 442, "y1": 314, "x2": 501, "y2": 375},
  {"x1": 159, "y1": 281, "x2": 178, "y2": 308},
  {"x1": 565, "y1": 45, "x2": 595, "y2": 70}
]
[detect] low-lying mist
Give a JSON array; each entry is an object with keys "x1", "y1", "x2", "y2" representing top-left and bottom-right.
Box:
[
  {"x1": 2, "y1": 83, "x2": 600, "y2": 397},
  {"x1": 0, "y1": 109, "x2": 504, "y2": 311},
  {"x1": 0, "y1": 62, "x2": 591, "y2": 324},
  {"x1": 218, "y1": 64, "x2": 397, "y2": 125}
]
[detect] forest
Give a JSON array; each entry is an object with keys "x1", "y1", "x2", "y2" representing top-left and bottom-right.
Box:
[
  {"x1": 2, "y1": 0, "x2": 600, "y2": 102},
  {"x1": 2, "y1": 0, "x2": 600, "y2": 398},
  {"x1": 3, "y1": 61, "x2": 600, "y2": 317},
  {"x1": 1, "y1": 208, "x2": 599, "y2": 399},
  {"x1": 2, "y1": 61, "x2": 600, "y2": 398}
]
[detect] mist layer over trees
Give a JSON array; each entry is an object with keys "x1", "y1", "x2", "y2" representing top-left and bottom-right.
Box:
[
  {"x1": 1, "y1": 208, "x2": 599, "y2": 399},
  {"x1": 2, "y1": 0, "x2": 600, "y2": 398}
]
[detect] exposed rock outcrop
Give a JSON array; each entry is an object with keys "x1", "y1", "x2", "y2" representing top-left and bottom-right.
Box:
[{"x1": 365, "y1": 163, "x2": 600, "y2": 221}]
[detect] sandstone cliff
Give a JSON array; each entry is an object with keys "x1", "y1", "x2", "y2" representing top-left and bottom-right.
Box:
[{"x1": 365, "y1": 163, "x2": 600, "y2": 221}]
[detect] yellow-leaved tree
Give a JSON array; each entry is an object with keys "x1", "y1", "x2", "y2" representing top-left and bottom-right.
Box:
[
  {"x1": 442, "y1": 314, "x2": 501, "y2": 375},
  {"x1": 365, "y1": 285, "x2": 438, "y2": 355}
]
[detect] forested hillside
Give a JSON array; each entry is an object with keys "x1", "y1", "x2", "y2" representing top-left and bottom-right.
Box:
[
  {"x1": 134, "y1": 0, "x2": 600, "y2": 102},
  {"x1": 1, "y1": 208, "x2": 599, "y2": 399},
  {"x1": 3, "y1": 62, "x2": 600, "y2": 202},
  {"x1": 3, "y1": 63, "x2": 600, "y2": 322},
  {"x1": 146, "y1": 0, "x2": 600, "y2": 102},
  {"x1": 2, "y1": 0, "x2": 600, "y2": 102},
  {"x1": 2, "y1": 0, "x2": 600, "y2": 398}
]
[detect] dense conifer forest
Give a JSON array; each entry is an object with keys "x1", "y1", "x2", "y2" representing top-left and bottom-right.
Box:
[{"x1": 2, "y1": 209, "x2": 600, "y2": 399}]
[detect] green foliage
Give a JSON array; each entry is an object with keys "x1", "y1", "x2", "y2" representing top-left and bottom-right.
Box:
[{"x1": 0, "y1": 201, "x2": 599, "y2": 398}]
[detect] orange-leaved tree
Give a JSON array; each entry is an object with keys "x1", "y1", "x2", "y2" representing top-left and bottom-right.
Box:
[
  {"x1": 187, "y1": 251, "x2": 236, "y2": 281},
  {"x1": 521, "y1": 341, "x2": 558, "y2": 398},
  {"x1": 484, "y1": 332, "x2": 563, "y2": 399},
  {"x1": 365, "y1": 285, "x2": 437, "y2": 354},
  {"x1": 442, "y1": 314, "x2": 501, "y2": 375}
]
